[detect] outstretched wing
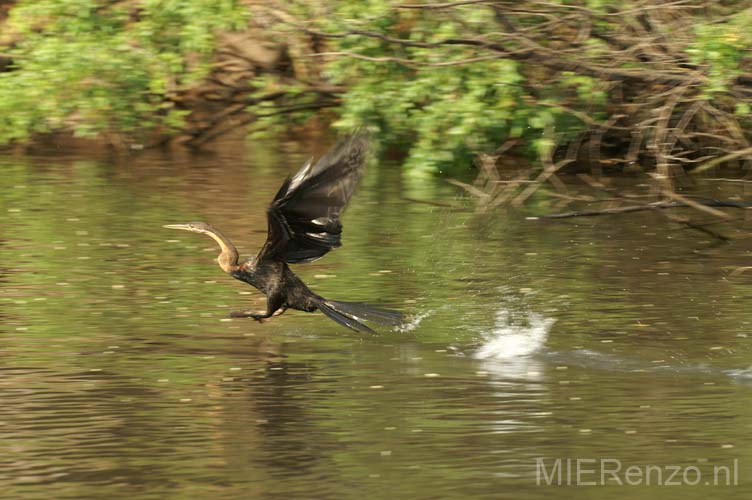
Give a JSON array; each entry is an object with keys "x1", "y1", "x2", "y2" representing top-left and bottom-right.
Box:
[{"x1": 258, "y1": 133, "x2": 369, "y2": 264}]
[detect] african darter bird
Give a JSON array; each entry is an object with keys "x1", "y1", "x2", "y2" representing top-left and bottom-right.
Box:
[{"x1": 164, "y1": 134, "x2": 402, "y2": 333}]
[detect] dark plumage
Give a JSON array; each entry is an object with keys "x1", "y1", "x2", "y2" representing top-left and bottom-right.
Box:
[{"x1": 165, "y1": 134, "x2": 402, "y2": 333}]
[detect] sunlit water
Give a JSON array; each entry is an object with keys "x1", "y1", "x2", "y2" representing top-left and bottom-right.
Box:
[{"x1": 2, "y1": 141, "x2": 752, "y2": 499}]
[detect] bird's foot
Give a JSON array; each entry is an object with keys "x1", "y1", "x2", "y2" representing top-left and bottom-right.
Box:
[{"x1": 229, "y1": 310, "x2": 270, "y2": 322}]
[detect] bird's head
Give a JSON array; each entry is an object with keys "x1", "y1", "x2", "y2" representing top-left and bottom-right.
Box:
[
  {"x1": 164, "y1": 222, "x2": 239, "y2": 273},
  {"x1": 163, "y1": 222, "x2": 213, "y2": 235}
]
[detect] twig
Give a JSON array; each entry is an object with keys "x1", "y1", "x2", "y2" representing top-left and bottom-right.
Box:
[
  {"x1": 706, "y1": 178, "x2": 752, "y2": 184},
  {"x1": 447, "y1": 178, "x2": 491, "y2": 200},
  {"x1": 397, "y1": 0, "x2": 492, "y2": 9},
  {"x1": 401, "y1": 197, "x2": 469, "y2": 209},
  {"x1": 306, "y1": 51, "x2": 503, "y2": 67},
  {"x1": 691, "y1": 147, "x2": 752, "y2": 174}
]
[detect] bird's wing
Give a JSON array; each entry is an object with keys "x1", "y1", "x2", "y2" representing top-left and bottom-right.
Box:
[{"x1": 257, "y1": 133, "x2": 369, "y2": 264}]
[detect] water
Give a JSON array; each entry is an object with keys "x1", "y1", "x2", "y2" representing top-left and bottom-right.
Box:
[{"x1": 2, "y1": 141, "x2": 752, "y2": 499}]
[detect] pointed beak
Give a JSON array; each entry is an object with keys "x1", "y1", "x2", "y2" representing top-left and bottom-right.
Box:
[{"x1": 163, "y1": 224, "x2": 193, "y2": 231}]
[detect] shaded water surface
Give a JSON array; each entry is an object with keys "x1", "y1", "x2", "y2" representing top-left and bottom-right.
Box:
[{"x1": 2, "y1": 143, "x2": 752, "y2": 499}]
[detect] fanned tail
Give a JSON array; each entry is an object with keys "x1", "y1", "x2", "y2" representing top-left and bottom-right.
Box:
[
  {"x1": 327, "y1": 301, "x2": 404, "y2": 325},
  {"x1": 317, "y1": 300, "x2": 404, "y2": 334}
]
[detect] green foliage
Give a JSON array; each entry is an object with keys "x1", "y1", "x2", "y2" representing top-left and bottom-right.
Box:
[
  {"x1": 1, "y1": 0, "x2": 750, "y2": 178},
  {"x1": 0, "y1": 0, "x2": 246, "y2": 144},
  {"x1": 333, "y1": 56, "x2": 530, "y2": 176},
  {"x1": 288, "y1": 3, "x2": 600, "y2": 176},
  {"x1": 686, "y1": 9, "x2": 752, "y2": 95}
]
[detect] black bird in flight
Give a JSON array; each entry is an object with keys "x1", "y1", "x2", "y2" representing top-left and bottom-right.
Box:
[{"x1": 165, "y1": 134, "x2": 402, "y2": 333}]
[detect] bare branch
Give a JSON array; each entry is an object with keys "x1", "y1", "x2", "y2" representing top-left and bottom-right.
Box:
[
  {"x1": 537, "y1": 199, "x2": 752, "y2": 219},
  {"x1": 397, "y1": 0, "x2": 493, "y2": 9}
]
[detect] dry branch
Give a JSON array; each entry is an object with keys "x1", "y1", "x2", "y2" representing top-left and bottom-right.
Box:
[{"x1": 536, "y1": 199, "x2": 752, "y2": 219}]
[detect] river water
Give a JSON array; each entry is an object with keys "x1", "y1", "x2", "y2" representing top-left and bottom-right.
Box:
[{"x1": 2, "y1": 140, "x2": 752, "y2": 499}]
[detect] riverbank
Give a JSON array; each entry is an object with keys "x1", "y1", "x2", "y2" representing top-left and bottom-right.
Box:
[{"x1": 1, "y1": 1, "x2": 751, "y2": 180}]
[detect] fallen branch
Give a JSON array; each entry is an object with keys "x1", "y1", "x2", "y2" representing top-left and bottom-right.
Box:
[
  {"x1": 534, "y1": 199, "x2": 752, "y2": 219},
  {"x1": 660, "y1": 189, "x2": 733, "y2": 220}
]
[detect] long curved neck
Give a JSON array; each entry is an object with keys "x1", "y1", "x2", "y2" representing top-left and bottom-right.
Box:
[{"x1": 204, "y1": 227, "x2": 240, "y2": 273}]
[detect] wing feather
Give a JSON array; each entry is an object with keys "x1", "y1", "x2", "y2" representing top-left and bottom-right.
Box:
[{"x1": 258, "y1": 133, "x2": 369, "y2": 264}]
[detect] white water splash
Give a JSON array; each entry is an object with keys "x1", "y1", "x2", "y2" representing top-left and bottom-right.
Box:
[
  {"x1": 474, "y1": 310, "x2": 555, "y2": 360},
  {"x1": 396, "y1": 310, "x2": 431, "y2": 333}
]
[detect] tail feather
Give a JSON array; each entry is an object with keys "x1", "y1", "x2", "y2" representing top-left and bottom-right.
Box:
[
  {"x1": 327, "y1": 301, "x2": 404, "y2": 325},
  {"x1": 317, "y1": 300, "x2": 404, "y2": 333},
  {"x1": 318, "y1": 301, "x2": 376, "y2": 334}
]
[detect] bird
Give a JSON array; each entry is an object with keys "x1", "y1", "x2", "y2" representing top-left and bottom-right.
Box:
[{"x1": 164, "y1": 134, "x2": 403, "y2": 333}]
